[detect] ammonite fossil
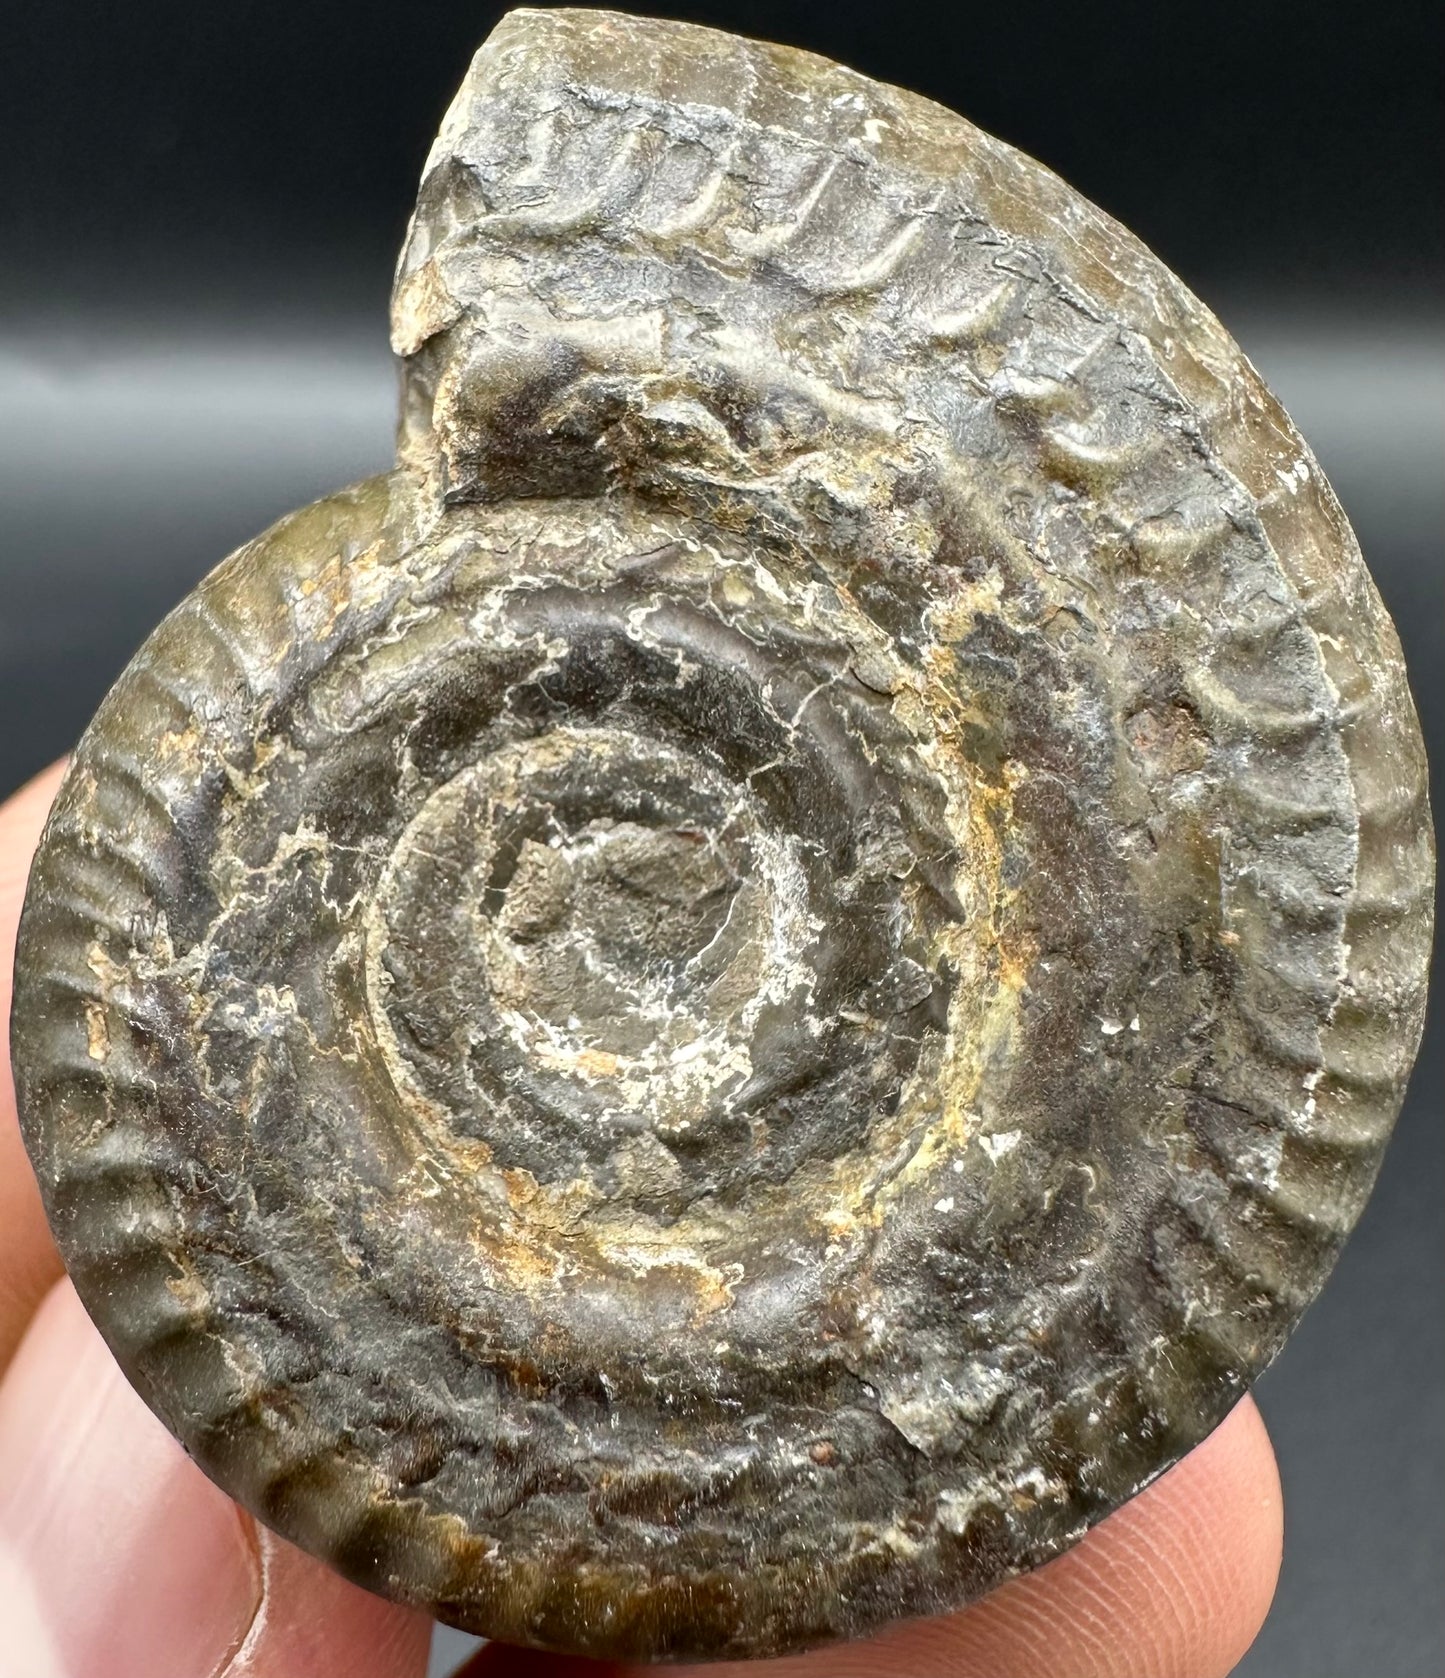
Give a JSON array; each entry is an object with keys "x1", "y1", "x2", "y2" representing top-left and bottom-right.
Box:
[{"x1": 9, "y1": 7, "x2": 1434, "y2": 1662}]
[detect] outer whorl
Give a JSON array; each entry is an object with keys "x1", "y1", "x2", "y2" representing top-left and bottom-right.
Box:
[{"x1": 9, "y1": 8, "x2": 1433, "y2": 1661}]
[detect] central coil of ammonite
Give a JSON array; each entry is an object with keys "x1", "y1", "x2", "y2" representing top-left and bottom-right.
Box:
[{"x1": 364, "y1": 595, "x2": 953, "y2": 1214}]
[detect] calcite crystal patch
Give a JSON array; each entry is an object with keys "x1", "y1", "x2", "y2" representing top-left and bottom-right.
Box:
[{"x1": 10, "y1": 8, "x2": 1432, "y2": 1661}]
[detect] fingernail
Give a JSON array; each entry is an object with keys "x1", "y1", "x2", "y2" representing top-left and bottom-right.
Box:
[{"x1": 0, "y1": 1281, "x2": 261, "y2": 1678}]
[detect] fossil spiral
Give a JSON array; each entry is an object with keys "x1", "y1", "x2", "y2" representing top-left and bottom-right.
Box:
[{"x1": 9, "y1": 7, "x2": 1433, "y2": 1661}]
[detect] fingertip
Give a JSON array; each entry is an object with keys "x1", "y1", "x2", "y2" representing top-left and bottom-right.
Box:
[
  {"x1": 459, "y1": 1648, "x2": 628, "y2": 1678},
  {"x1": 0, "y1": 758, "x2": 69, "y2": 1372},
  {"x1": 226, "y1": 1524, "x2": 435, "y2": 1678},
  {"x1": 0, "y1": 1279, "x2": 431, "y2": 1678},
  {"x1": 1142, "y1": 1394, "x2": 1283, "y2": 1672},
  {"x1": 894, "y1": 1395, "x2": 1284, "y2": 1678},
  {"x1": 0, "y1": 758, "x2": 69, "y2": 856},
  {"x1": 0, "y1": 760, "x2": 69, "y2": 939},
  {"x1": 0, "y1": 1280, "x2": 262, "y2": 1678}
]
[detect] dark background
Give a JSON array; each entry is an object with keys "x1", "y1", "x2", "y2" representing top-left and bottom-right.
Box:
[{"x1": 1, "y1": 3, "x2": 1439, "y2": 1674}]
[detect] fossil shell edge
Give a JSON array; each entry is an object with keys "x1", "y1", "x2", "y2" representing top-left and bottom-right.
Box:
[{"x1": 9, "y1": 7, "x2": 1434, "y2": 1662}]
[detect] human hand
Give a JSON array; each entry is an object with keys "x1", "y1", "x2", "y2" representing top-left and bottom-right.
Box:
[{"x1": 0, "y1": 762, "x2": 1282, "y2": 1678}]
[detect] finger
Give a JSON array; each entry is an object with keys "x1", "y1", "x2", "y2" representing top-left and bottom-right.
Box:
[
  {"x1": 227, "y1": 1520, "x2": 434, "y2": 1678},
  {"x1": 0, "y1": 1277, "x2": 433, "y2": 1678},
  {"x1": 0, "y1": 761, "x2": 69, "y2": 1374},
  {"x1": 466, "y1": 1397, "x2": 1281, "y2": 1678}
]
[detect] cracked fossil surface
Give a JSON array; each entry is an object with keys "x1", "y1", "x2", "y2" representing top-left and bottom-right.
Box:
[{"x1": 8, "y1": 7, "x2": 1434, "y2": 1662}]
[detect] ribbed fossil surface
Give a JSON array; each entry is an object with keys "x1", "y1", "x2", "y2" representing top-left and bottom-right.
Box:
[{"x1": 10, "y1": 7, "x2": 1433, "y2": 1661}]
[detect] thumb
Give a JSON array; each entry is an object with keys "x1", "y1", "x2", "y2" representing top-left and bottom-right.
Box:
[{"x1": 0, "y1": 1279, "x2": 432, "y2": 1678}]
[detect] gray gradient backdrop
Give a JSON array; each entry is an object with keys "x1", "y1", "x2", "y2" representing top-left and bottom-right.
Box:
[{"x1": 1, "y1": 2, "x2": 1440, "y2": 1673}]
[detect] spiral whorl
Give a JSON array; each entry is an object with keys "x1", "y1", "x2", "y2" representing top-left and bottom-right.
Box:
[{"x1": 10, "y1": 8, "x2": 1432, "y2": 1660}]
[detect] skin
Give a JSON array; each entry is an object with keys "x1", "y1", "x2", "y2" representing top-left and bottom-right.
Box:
[{"x1": 0, "y1": 762, "x2": 1282, "y2": 1678}]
